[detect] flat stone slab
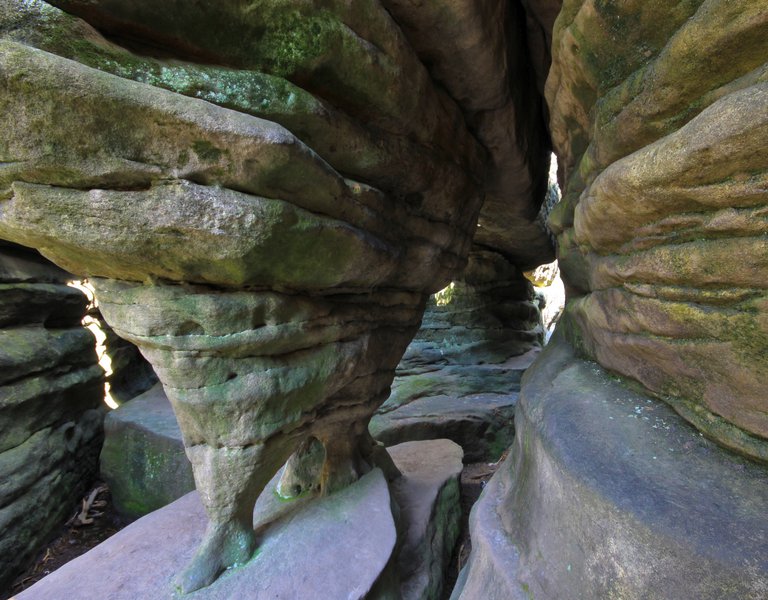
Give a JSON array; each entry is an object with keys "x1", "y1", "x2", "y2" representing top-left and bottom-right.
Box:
[
  {"x1": 451, "y1": 334, "x2": 768, "y2": 600},
  {"x1": 18, "y1": 468, "x2": 397, "y2": 600},
  {"x1": 371, "y1": 393, "x2": 517, "y2": 463},
  {"x1": 100, "y1": 383, "x2": 194, "y2": 518},
  {"x1": 23, "y1": 439, "x2": 463, "y2": 600}
]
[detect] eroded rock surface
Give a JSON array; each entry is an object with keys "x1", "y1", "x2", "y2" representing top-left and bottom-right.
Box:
[
  {"x1": 547, "y1": 0, "x2": 768, "y2": 460},
  {"x1": 380, "y1": 1, "x2": 555, "y2": 269},
  {"x1": 0, "y1": 242, "x2": 103, "y2": 590}
]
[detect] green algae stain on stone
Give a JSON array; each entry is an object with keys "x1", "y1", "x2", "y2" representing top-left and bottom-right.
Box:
[
  {"x1": 256, "y1": 10, "x2": 337, "y2": 77},
  {"x1": 192, "y1": 140, "x2": 225, "y2": 163}
]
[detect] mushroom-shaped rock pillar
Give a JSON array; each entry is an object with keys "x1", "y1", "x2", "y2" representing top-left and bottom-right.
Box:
[{"x1": 0, "y1": 2, "x2": 485, "y2": 591}]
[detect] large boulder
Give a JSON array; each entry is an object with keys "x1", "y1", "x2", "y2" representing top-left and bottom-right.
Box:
[
  {"x1": 452, "y1": 334, "x2": 768, "y2": 599},
  {"x1": 99, "y1": 384, "x2": 193, "y2": 519}
]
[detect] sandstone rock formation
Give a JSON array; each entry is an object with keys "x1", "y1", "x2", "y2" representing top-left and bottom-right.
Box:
[
  {"x1": 0, "y1": 242, "x2": 103, "y2": 590},
  {"x1": 547, "y1": 0, "x2": 768, "y2": 461},
  {"x1": 6, "y1": 1, "x2": 763, "y2": 597},
  {"x1": 455, "y1": 1, "x2": 768, "y2": 597},
  {"x1": 99, "y1": 260, "x2": 541, "y2": 521},
  {"x1": 99, "y1": 383, "x2": 194, "y2": 519},
  {"x1": 0, "y1": 0, "x2": 554, "y2": 592}
]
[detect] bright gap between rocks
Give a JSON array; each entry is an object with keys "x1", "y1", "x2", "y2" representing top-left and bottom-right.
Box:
[{"x1": 67, "y1": 279, "x2": 118, "y2": 409}]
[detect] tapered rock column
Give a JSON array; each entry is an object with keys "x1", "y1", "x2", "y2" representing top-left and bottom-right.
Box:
[{"x1": 92, "y1": 281, "x2": 427, "y2": 590}]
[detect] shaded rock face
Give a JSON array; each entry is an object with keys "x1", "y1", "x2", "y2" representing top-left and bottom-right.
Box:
[
  {"x1": 547, "y1": 0, "x2": 768, "y2": 461},
  {"x1": 0, "y1": 241, "x2": 104, "y2": 590},
  {"x1": 0, "y1": 0, "x2": 554, "y2": 592},
  {"x1": 380, "y1": 0, "x2": 555, "y2": 270},
  {"x1": 99, "y1": 384, "x2": 194, "y2": 519}
]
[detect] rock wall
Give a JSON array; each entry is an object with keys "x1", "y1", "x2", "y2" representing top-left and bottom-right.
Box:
[
  {"x1": 1, "y1": 0, "x2": 766, "y2": 597},
  {"x1": 548, "y1": 0, "x2": 768, "y2": 461},
  {"x1": 0, "y1": 242, "x2": 104, "y2": 590}
]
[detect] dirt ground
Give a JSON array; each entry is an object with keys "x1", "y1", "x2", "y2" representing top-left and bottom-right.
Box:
[{"x1": 4, "y1": 483, "x2": 127, "y2": 600}]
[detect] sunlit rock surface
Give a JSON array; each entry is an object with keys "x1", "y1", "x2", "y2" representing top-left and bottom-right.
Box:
[
  {"x1": 547, "y1": 0, "x2": 768, "y2": 460},
  {"x1": 0, "y1": 242, "x2": 103, "y2": 590}
]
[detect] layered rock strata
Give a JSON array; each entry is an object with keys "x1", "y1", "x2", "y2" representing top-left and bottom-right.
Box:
[
  {"x1": 0, "y1": 1, "x2": 553, "y2": 592},
  {"x1": 372, "y1": 251, "x2": 542, "y2": 461},
  {"x1": 547, "y1": 0, "x2": 768, "y2": 460},
  {"x1": 0, "y1": 242, "x2": 104, "y2": 590},
  {"x1": 453, "y1": 2, "x2": 768, "y2": 596}
]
